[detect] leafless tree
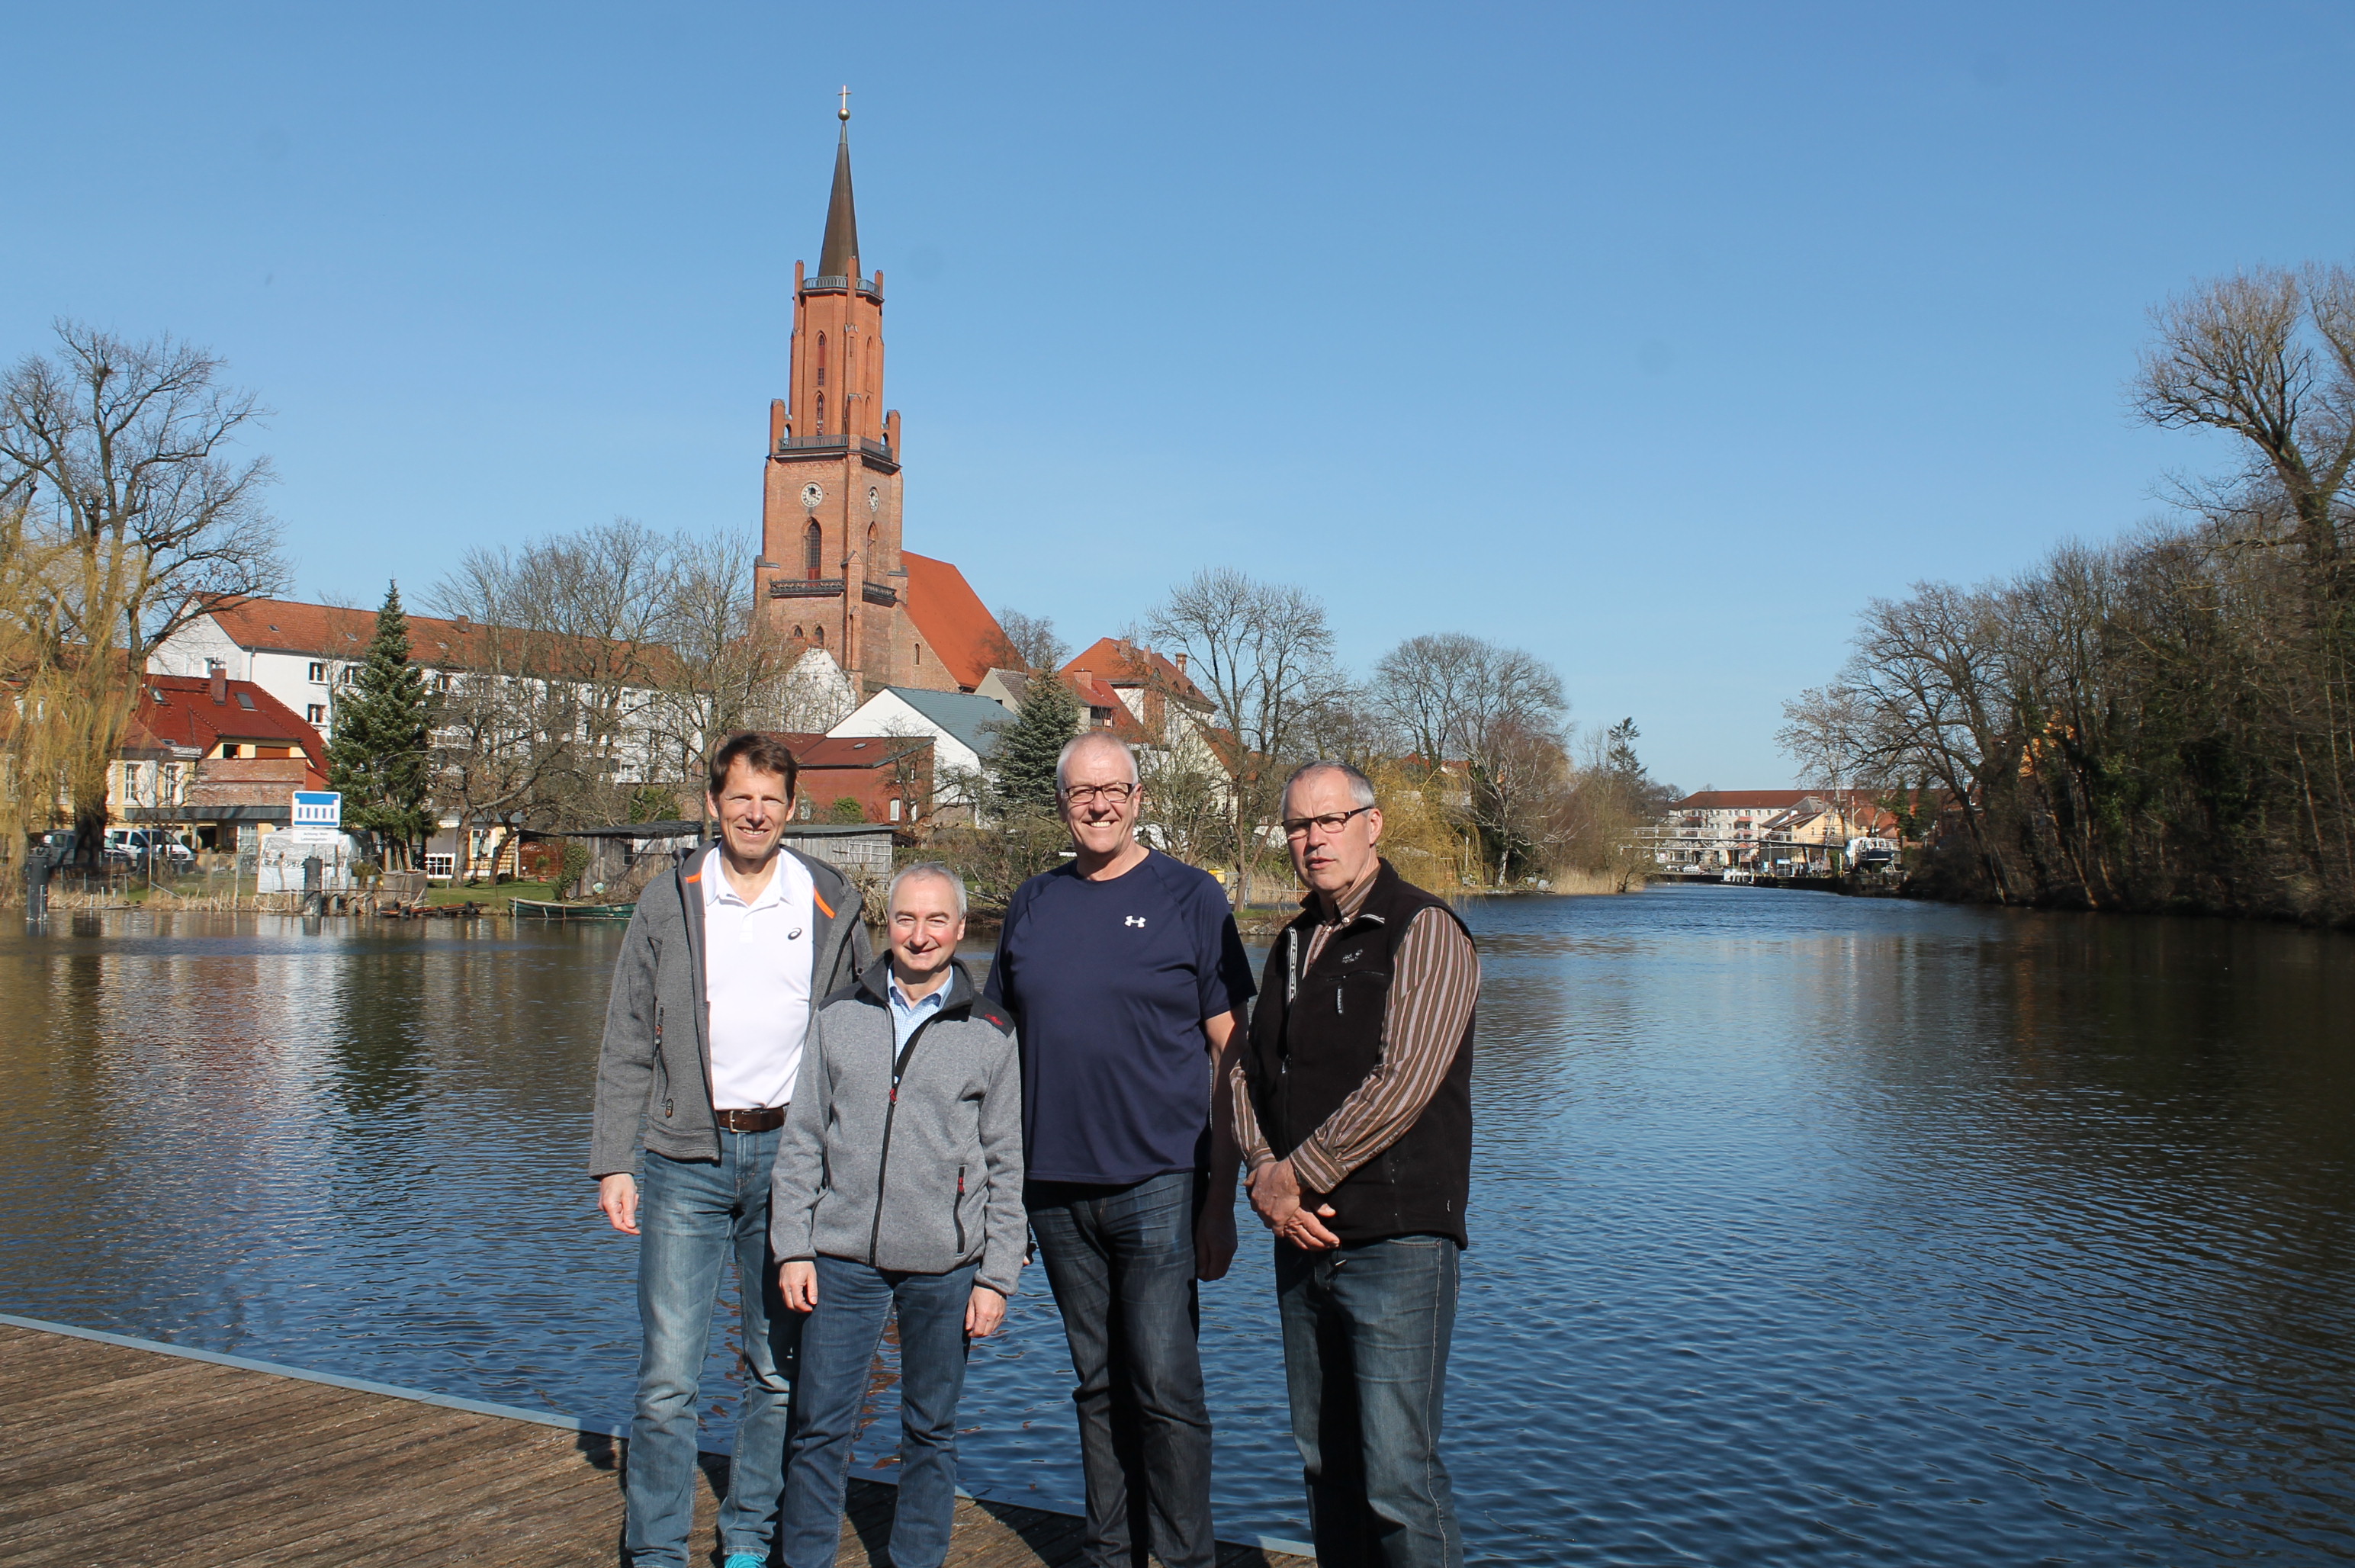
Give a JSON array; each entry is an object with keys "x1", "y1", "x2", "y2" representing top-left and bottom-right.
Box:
[
  {"x1": 2135, "y1": 264, "x2": 2354, "y2": 589},
  {"x1": 1147, "y1": 567, "x2": 1345, "y2": 904},
  {"x1": 991, "y1": 608, "x2": 1069, "y2": 673},
  {"x1": 1370, "y1": 632, "x2": 1569, "y2": 881},
  {"x1": 0, "y1": 323, "x2": 288, "y2": 859}
]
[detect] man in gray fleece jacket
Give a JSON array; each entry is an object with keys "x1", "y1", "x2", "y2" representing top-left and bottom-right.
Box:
[{"x1": 770, "y1": 862, "x2": 1024, "y2": 1568}]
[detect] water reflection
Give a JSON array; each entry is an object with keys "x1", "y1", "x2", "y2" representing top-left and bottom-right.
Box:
[{"x1": 2, "y1": 892, "x2": 2350, "y2": 1563}]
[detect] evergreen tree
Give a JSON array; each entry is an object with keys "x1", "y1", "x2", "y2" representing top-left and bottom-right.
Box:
[
  {"x1": 994, "y1": 673, "x2": 1079, "y2": 810},
  {"x1": 328, "y1": 582, "x2": 435, "y2": 867}
]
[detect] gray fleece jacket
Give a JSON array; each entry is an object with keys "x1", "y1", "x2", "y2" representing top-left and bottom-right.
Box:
[
  {"x1": 589, "y1": 844, "x2": 870, "y2": 1177},
  {"x1": 768, "y1": 958, "x2": 1026, "y2": 1296}
]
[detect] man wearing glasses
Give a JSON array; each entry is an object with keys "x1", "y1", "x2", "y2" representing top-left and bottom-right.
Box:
[
  {"x1": 1234, "y1": 760, "x2": 1480, "y2": 1568},
  {"x1": 985, "y1": 731, "x2": 1256, "y2": 1568}
]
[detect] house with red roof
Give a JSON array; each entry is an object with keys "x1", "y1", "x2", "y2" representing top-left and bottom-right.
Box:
[{"x1": 110, "y1": 668, "x2": 332, "y2": 849}]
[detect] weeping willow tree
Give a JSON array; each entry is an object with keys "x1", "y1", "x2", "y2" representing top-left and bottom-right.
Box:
[{"x1": 0, "y1": 324, "x2": 285, "y2": 864}]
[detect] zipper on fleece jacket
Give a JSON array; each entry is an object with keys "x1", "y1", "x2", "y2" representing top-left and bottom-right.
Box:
[{"x1": 867, "y1": 1011, "x2": 940, "y2": 1267}]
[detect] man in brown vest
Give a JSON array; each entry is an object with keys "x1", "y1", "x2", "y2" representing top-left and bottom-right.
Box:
[{"x1": 1233, "y1": 760, "x2": 1480, "y2": 1568}]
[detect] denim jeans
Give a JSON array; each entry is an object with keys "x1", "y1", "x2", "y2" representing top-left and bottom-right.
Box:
[
  {"x1": 1027, "y1": 1172, "x2": 1215, "y2": 1568},
  {"x1": 626, "y1": 1133, "x2": 802, "y2": 1567},
  {"x1": 778, "y1": 1255, "x2": 978, "y2": 1568},
  {"x1": 1275, "y1": 1234, "x2": 1462, "y2": 1568}
]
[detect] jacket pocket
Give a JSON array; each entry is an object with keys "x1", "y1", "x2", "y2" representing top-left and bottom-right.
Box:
[
  {"x1": 953, "y1": 1165, "x2": 969, "y2": 1256},
  {"x1": 654, "y1": 1004, "x2": 673, "y2": 1118}
]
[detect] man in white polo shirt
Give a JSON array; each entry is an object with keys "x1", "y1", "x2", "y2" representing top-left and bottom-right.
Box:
[{"x1": 590, "y1": 731, "x2": 872, "y2": 1568}]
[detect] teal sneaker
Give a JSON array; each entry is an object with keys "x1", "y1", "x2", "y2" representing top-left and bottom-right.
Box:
[{"x1": 723, "y1": 1556, "x2": 766, "y2": 1568}]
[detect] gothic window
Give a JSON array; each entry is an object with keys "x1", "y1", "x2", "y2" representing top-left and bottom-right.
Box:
[
  {"x1": 815, "y1": 393, "x2": 824, "y2": 432},
  {"x1": 815, "y1": 333, "x2": 827, "y2": 387},
  {"x1": 805, "y1": 521, "x2": 822, "y2": 580},
  {"x1": 814, "y1": 624, "x2": 825, "y2": 646},
  {"x1": 792, "y1": 625, "x2": 803, "y2": 639}
]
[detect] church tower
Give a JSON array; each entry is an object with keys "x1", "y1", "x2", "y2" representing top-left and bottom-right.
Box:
[{"x1": 757, "y1": 89, "x2": 907, "y2": 691}]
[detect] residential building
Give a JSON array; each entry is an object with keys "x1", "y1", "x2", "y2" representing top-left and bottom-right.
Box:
[
  {"x1": 1658, "y1": 789, "x2": 1900, "y2": 871},
  {"x1": 110, "y1": 668, "x2": 331, "y2": 850},
  {"x1": 780, "y1": 731, "x2": 933, "y2": 824},
  {"x1": 826, "y1": 686, "x2": 1012, "y2": 815}
]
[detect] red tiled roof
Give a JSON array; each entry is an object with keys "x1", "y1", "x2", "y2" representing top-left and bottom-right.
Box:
[
  {"x1": 191, "y1": 593, "x2": 680, "y2": 685},
  {"x1": 1061, "y1": 670, "x2": 1150, "y2": 741},
  {"x1": 133, "y1": 675, "x2": 329, "y2": 777},
  {"x1": 1060, "y1": 638, "x2": 1210, "y2": 707},
  {"x1": 783, "y1": 733, "x2": 933, "y2": 770},
  {"x1": 901, "y1": 554, "x2": 1010, "y2": 692}
]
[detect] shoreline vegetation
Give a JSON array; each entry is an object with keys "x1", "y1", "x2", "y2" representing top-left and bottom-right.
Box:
[{"x1": 1782, "y1": 263, "x2": 2355, "y2": 932}]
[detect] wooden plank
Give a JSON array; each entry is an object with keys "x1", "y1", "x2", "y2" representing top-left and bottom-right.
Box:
[
  {"x1": 0, "y1": 1409, "x2": 520, "y2": 1563},
  {"x1": 0, "y1": 1326, "x2": 1316, "y2": 1568}
]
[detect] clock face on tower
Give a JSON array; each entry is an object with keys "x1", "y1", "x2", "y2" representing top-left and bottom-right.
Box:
[
  {"x1": 866, "y1": 487, "x2": 880, "y2": 513},
  {"x1": 801, "y1": 483, "x2": 824, "y2": 509}
]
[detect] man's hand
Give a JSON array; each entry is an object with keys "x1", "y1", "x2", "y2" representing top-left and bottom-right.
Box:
[
  {"x1": 965, "y1": 1284, "x2": 1006, "y2": 1337},
  {"x1": 1195, "y1": 1190, "x2": 1238, "y2": 1281},
  {"x1": 1248, "y1": 1159, "x2": 1341, "y2": 1252},
  {"x1": 779, "y1": 1261, "x2": 818, "y2": 1313},
  {"x1": 598, "y1": 1172, "x2": 640, "y2": 1235}
]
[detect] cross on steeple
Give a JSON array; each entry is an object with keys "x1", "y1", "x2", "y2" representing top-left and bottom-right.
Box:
[{"x1": 838, "y1": 85, "x2": 851, "y2": 122}]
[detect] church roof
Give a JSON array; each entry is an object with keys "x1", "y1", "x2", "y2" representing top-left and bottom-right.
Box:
[
  {"x1": 901, "y1": 553, "x2": 1010, "y2": 691},
  {"x1": 818, "y1": 119, "x2": 859, "y2": 279}
]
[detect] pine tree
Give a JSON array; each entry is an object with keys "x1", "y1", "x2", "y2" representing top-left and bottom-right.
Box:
[
  {"x1": 328, "y1": 582, "x2": 436, "y2": 868},
  {"x1": 994, "y1": 673, "x2": 1079, "y2": 810}
]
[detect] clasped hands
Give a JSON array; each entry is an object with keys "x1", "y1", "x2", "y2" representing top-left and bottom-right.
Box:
[
  {"x1": 1246, "y1": 1158, "x2": 1341, "y2": 1251},
  {"x1": 777, "y1": 1260, "x2": 1007, "y2": 1337}
]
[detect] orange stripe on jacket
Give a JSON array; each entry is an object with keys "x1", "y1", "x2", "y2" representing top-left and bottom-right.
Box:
[{"x1": 812, "y1": 889, "x2": 836, "y2": 921}]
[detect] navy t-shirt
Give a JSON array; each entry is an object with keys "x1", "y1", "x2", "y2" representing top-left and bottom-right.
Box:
[{"x1": 986, "y1": 850, "x2": 1257, "y2": 1185}]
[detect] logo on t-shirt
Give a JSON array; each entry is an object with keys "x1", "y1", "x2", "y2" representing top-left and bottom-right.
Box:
[{"x1": 1124, "y1": 915, "x2": 1148, "y2": 928}]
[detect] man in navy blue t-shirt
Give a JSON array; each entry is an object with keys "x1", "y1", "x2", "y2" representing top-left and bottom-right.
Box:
[{"x1": 987, "y1": 731, "x2": 1254, "y2": 1568}]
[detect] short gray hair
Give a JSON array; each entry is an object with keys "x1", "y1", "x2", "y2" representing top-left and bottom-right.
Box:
[
  {"x1": 1055, "y1": 731, "x2": 1139, "y2": 790},
  {"x1": 1284, "y1": 759, "x2": 1377, "y2": 809},
  {"x1": 888, "y1": 861, "x2": 968, "y2": 920}
]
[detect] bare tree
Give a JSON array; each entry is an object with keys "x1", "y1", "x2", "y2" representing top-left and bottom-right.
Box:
[
  {"x1": 646, "y1": 527, "x2": 809, "y2": 788},
  {"x1": 2135, "y1": 264, "x2": 2354, "y2": 588},
  {"x1": 991, "y1": 608, "x2": 1070, "y2": 673},
  {"x1": 0, "y1": 323, "x2": 287, "y2": 859},
  {"x1": 1370, "y1": 632, "x2": 1569, "y2": 881},
  {"x1": 1146, "y1": 567, "x2": 1345, "y2": 904}
]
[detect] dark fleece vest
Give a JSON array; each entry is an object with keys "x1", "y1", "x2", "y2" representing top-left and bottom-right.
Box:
[{"x1": 1244, "y1": 860, "x2": 1475, "y2": 1247}]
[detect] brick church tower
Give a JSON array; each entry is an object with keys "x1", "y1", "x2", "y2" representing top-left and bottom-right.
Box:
[
  {"x1": 757, "y1": 96, "x2": 1007, "y2": 699},
  {"x1": 755, "y1": 90, "x2": 911, "y2": 692}
]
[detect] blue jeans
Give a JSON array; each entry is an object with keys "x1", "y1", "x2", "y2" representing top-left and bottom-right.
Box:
[
  {"x1": 779, "y1": 1256, "x2": 977, "y2": 1568},
  {"x1": 1027, "y1": 1173, "x2": 1214, "y2": 1568},
  {"x1": 627, "y1": 1134, "x2": 802, "y2": 1567},
  {"x1": 1275, "y1": 1235, "x2": 1462, "y2": 1568}
]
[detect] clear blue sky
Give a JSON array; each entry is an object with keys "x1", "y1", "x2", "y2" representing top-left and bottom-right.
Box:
[{"x1": 8, "y1": 3, "x2": 2350, "y2": 790}]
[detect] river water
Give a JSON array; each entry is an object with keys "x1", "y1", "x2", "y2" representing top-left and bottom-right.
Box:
[{"x1": 2, "y1": 888, "x2": 2350, "y2": 1563}]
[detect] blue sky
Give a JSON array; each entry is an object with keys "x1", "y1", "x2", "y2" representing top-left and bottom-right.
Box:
[{"x1": 7, "y1": 2, "x2": 2350, "y2": 789}]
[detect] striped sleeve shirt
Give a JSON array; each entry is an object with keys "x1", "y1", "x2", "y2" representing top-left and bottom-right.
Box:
[{"x1": 1230, "y1": 870, "x2": 1481, "y2": 1195}]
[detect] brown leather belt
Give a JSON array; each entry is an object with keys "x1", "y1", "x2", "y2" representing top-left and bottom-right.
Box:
[{"x1": 714, "y1": 1106, "x2": 786, "y2": 1133}]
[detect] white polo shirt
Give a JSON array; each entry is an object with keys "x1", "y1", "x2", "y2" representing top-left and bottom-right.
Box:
[{"x1": 700, "y1": 844, "x2": 816, "y2": 1110}]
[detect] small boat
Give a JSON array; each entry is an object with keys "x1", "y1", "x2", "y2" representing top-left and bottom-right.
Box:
[
  {"x1": 1720, "y1": 869, "x2": 1756, "y2": 885},
  {"x1": 509, "y1": 898, "x2": 636, "y2": 921}
]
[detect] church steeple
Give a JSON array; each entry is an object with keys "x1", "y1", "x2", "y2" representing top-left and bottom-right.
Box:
[
  {"x1": 818, "y1": 87, "x2": 859, "y2": 281},
  {"x1": 760, "y1": 90, "x2": 901, "y2": 696}
]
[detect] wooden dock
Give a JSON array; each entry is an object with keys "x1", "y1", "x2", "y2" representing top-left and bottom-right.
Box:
[{"x1": 0, "y1": 1318, "x2": 1312, "y2": 1567}]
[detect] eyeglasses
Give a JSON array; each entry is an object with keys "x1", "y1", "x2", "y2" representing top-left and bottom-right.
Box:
[
  {"x1": 1061, "y1": 782, "x2": 1137, "y2": 807},
  {"x1": 1281, "y1": 805, "x2": 1374, "y2": 839}
]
